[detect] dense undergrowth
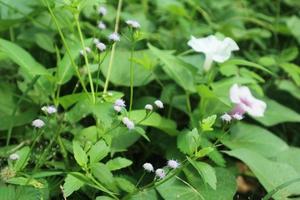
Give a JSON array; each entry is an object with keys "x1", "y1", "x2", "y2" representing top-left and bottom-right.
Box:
[{"x1": 1, "y1": 0, "x2": 300, "y2": 199}]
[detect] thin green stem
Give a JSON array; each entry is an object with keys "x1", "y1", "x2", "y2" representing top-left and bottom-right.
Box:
[
  {"x1": 103, "y1": 0, "x2": 123, "y2": 94},
  {"x1": 135, "y1": 172, "x2": 146, "y2": 187},
  {"x1": 95, "y1": 49, "x2": 110, "y2": 95},
  {"x1": 74, "y1": 13, "x2": 95, "y2": 103},
  {"x1": 129, "y1": 43, "x2": 136, "y2": 114}
]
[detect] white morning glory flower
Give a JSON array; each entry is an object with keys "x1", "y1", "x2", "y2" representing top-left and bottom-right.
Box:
[
  {"x1": 98, "y1": 21, "x2": 106, "y2": 30},
  {"x1": 143, "y1": 163, "x2": 154, "y2": 172},
  {"x1": 154, "y1": 100, "x2": 164, "y2": 109},
  {"x1": 126, "y1": 20, "x2": 141, "y2": 29},
  {"x1": 155, "y1": 168, "x2": 166, "y2": 179},
  {"x1": 108, "y1": 32, "x2": 120, "y2": 42},
  {"x1": 229, "y1": 84, "x2": 266, "y2": 117},
  {"x1": 32, "y1": 119, "x2": 45, "y2": 128},
  {"x1": 220, "y1": 113, "x2": 232, "y2": 122},
  {"x1": 9, "y1": 153, "x2": 20, "y2": 161},
  {"x1": 187, "y1": 35, "x2": 239, "y2": 71},
  {"x1": 167, "y1": 160, "x2": 180, "y2": 169}
]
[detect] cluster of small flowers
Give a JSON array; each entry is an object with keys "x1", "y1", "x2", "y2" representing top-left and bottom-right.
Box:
[
  {"x1": 32, "y1": 105, "x2": 57, "y2": 128},
  {"x1": 220, "y1": 84, "x2": 266, "y2": 123},
  {"x1": 142, "y1": 159, "x2": 180, "y2": 179},
  {"x1": 93, "y1": 38, "x2": 106, "y2": 52},
  {"x1": 126, "y1": 20, "x2": 141, "y2": 29}
]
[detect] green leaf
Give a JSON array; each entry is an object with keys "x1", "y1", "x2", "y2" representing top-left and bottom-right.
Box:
[
  {"x1": 286, "y1": 16, "x2": 300, "y2": 43},
  {"x1": 177, "y1": 128, "x2": 200, "y2": 155},
  {"x1": 148, "y1": 43, "x2": 196, "y2": 92},
  {"x1": 254, "y1": 98, "x2": 300, "y2": 126},
  {"x1": 96, "y1": 196, "x2": 115, "y2": 200},
  {"x1": 276, "y1": 80, "x2": 300, "y2": 100},
  {"x1": 187, "y1": 158, "x2": 217, "y2": 190},
  {"x1": 131, "y1": 189, "x2": 159, "y2": 200},
  {"x1": 195, "y1": 147, "x2": 214, "y2": 158},
  {"x1": 134, "y1": 127, "x2": 150, "y2": 141},
  {"x1": 275, "y1": 147, "x2": 300, "y2": 174},
  {"x1": 0, "y1": 38, "x2": 49, "y2": 77},
  {"x1": 14, "y1": 146, "x2": 30, "y2": 171},
  {"x1": 88, "y1": 140, "x2": 109, "y2": 164},
  {"x1": 280, "y1": 62, "x2": 300, "y2": 86},
  {"x1": 106, "y1": 157, "x2": 133, "y2": 171},
  {"x1": 130, "y1": 110, "x2": 179, "y2": 136},
  {"x1": 72, "y1": 141, "x2": 88, "y2": 168},
  {"x1": 35, "y1": 33, "x2": 55, "y2": 53},
  {"x1": 110, "y1": 127, "x2": 141, "y2": 153},
  {"x1": 101, "y1": 49, "x2": 154, "y2": 86},
  {"x1": 221, "y1": 123, "x2": 288, "y2": 157},
  {"x1": 156, "y1": 177, "x2": 204, "y2": 200},
  {"x1": 91, "y1": 163, "x2": 117, "y2": 191},
  {"x1": 200, "y1": 115, "x2": 217, "y2": 132},
  {"x1": 225, "y1": 149, "x2": 300, "y2": 199},
  {"x1": 6, "y1": 177, "x2": 44, "y2": 188},
  {"x1": 115, "y1": 177, "x2": 136, "y2": 193},
  {"x1": 63, "y1": 174, "x2": 85, "y2": 197},
  {"x1": 0, "y1": 185, "x2": 41, "y2": 200}
]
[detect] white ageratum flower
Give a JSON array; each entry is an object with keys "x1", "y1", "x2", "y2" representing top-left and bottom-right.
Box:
[
  {"x1": 114, "y1": 99, "x2": 126, "y2": 113},
  {"x1": 229, "y1": 84, "x2": 266, "y2": 117},
  {"x1": 220, "y1": 113, "x2": 232, "y2": 123},
  {"x1": 167, "y1": 160, "x2": 180, "y2": 169},
  {"x1": 155, "y1": 168, "x2": 166, "y2": 179},
  {"x1": 122, "y1": 117, "x2": 135, "y2": 130},
  {"x1": 108, "y1": 32, "x2": 120, "y2": 42},
  {"x1": 187, "y1": 35, "x2": 239, "y2": 71},
  {"x1": 96, "y1": 42, "x2": 106, "y2": 52},
  {"x1": 79, "y1": 47, "x2": 91, "y2": 56},
  {"x1": 93, "y1": 38, "x2": 100, "y2": 45},
  {"x1": 98, "y1": 21, "x2": 106, "y2": 30},
  {"x1": 154, "y1": 100, "x2": 164, "y2": 109},
  {"x1": 126, "y1": 20, "x2": 141, "y2": 29},
  {"x1": 98, "y1": 6, "x2": 107, "y2": 16},
  {"x1": 232, "y1": 113, "x2": 244, "y2": 120},
  {"x1": 32, "y1": 119, "x2": 45, "y2": 128},
  {"x1": 9, "y1": 153, "x2": 20, "y2": 161},
  {"x1": 145, "y1": 104, "x2": 153, "y2": 111},
  {"x1": 143, "y1": 163, "x2": 154, "y2": 172},
  {"x1": 41, "y1": 105, "x2": 57, "y2": 114}
]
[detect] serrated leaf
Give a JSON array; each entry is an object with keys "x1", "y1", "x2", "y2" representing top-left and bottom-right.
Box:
[
  {"x1": 200, "y1": 115, "x2": 217, "y2": 132},
  {"x1": 177, "y1": 128, "x2": 200, "y2": 155}
]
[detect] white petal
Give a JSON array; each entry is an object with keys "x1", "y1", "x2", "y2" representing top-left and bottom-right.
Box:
[
  {"x1": 229, "y1": 84, "x2": 241, "y2": 104},
  {"x1": 212, "y1": 37, "x2": 239, "y2": 63},
  {"x1": 238, "y1": 85, "x2": 254, "y2": 100},
  {"x1": 244, "y1": 98, "x2": 267, "y2": 117},
  {"x1": 187, "y1": 35, "x2": 219, "y2": 54}
]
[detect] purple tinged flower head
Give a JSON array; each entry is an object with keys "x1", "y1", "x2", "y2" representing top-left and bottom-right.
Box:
[
  {"x1": 155, "y1": 168, "x2": 166, "y2": 179},
  {"x1": 229, "y1": 84, "x2": 266, "y2": 117},
  {"x1": 32, "y1": 119, "x2": 45, "y2": 128},
  {"x1": 41, "y1": 105, "x2": 57, "y2": 115},
  {"x1": 154, "y1": 100, "x2": 164, "y2": 109},
  {"x1": 122, "y1": 117, "x2": 135, "y2": 130},
  {"x1": 167, "y1": 160, "x2": 180, "y2": 169},
  {"x1": 220, "y1": 113, "x2": 232, "y2": 123},
  {"x1": 9, "y1": 153, "x2": 20, "y2": 161},
  {"x1": 108, "y1": 32, "x2": 120, "y2": 42},
  {"x1": 114, "y1": 99, "x2": 125, "y2": 107},
  {"x1": 126, "y1": 20, "x2": 141, "y2": 29},
  {"x1": 143, "y1": 163, "x2": 154, "y2": 172}
]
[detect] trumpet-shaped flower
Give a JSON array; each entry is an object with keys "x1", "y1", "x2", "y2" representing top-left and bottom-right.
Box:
[
  {"x1": 229, "y1": 84, "x2": 266, "y2": 117},
  {"x1": 143, "y1": 163, "x2": 154, "y2": 172},
  {"x1": 187, "y1": 35, "x2": 239, "y2": 71}
]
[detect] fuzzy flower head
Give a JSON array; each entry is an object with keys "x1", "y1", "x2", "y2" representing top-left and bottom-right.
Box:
[
  {"x1": 126, "y1": 20, "x2": 141, "y2": 29},
  {"x1": 79, "y1": 47, "x2": 91, "y2": 56},
  {"x1": 154, "y1": 100, "x2": 164, "y2": 109},
  {"x1": 145, "y1": 104, "x2": 153, "y2": 111},
  {"x1": 114, "y1": 99, "x2": 126, "y2": 113},
  {"x1": 143, "y1": 163, "x2": 154, "y2": 172},
  {"x1": 96, "y1": 42, "x2": 106, "y2": 52},
  {"x1": 108, "y1": 32, "x2": 120, "y2": 42},
  {"x1": 9, "y1": 153, "x2": 20, "y2": 161},
  {"x1": 220, "y1": 113, "x2": 232, "y2": 123},
  {"x1": 122, "y1": 117, "x2": 135, "y2": 130},
  {"x1": 98, "y1": 21, "x2": 106, "y2": 30},
  {"x1": 167, "y1": 160, "x2": 180, "y2": 169},
  {"x1": 93, "y1": 38, "x2": 100, "y2": 45},
  {"x1": 41, "y1": 105, "x2": 57, "y2": 115},
  {"x1": 155, "y1": 168, "x2": 166, "y2": 179},
  {"x1": 232, "y1": 113, "x2": 244, "y2": 120},
  {"x1": 98, "y1": 6, "x2": 107, "y2": 16},
  {"x1": 188, "y1": 35, "x2": 239, "y2": 71},
  {"x1": 229, "y1": 84, "x2": 266, "y2": 117},
  {"x1": 32, "y1": 119, "x2": 45, "y2": 128}
]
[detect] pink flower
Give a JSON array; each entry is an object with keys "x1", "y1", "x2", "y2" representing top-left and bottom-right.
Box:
[{"x1": 229, "y1": 84, "x2": 266, "y2": 117}]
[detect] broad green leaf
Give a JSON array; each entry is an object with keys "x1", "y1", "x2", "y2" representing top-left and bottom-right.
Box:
[
  {"x1": 35, "y1": 33, "x2": 55, "y2": 53},
  {"x1": 106, "y1": 157, "x2": 133, "y2": 171},
  {"x1": 72, "y1": 141, "x2": 88, "y2": 168},
  {"x1": 96, "y1": 196, "x2": 115, "y2": 200},
  {"x1": 177, "y1": 128, "x2": 200, "y2": 155},
  {"x1": 88, "y1": 140, "x2": 109, "y2": 164},
  {"x1": 101, "y1": 49, "x2": 154, "y2": 86},
  {"x1": 225, "y1": 149, "x2": 300, "y2": 199},
  {"x1": 130, "y1": 110, "x2": 179, "y2": 136},
  {"x1": 148, "y1": 43, "x2": 196, "y2": 92},
  {"x1": 276, "y1": 80, "x2": 300, "y2": 100},
  {"x1": 275, "y1": 147, "x2": 300, "y2": 174},
  {"x1": 115, "y1": 177, "x2": 136, "y2": 193},
  {"x1": 0, "y1": 185, "x2": 41, "y2": 200},
  {"x1": 187, "y1": 158, "x2": 217, "y2": 190},
  {"x1": 221, "y1": 123, "x2": 288, "y2": 157},
  {"x1": 156, "y1": 177, "x2": 204, "y2": 200},
  {"x1": 200, "y1": 138, "x2": 226, "y2": 167},
  {"x1": 286, "y1": 16, "x2": 300, "y2": 43},
  {"x1": 134, "y1": 127, "x2": 150, "y2": 141},
  {"x1": 131, "y1": 189, "x2": 159, "y2": 200},
  {"x1": 0, "y1": 38, "x2": 49, "y2": 77},
  {"x1": 280, "y1": 63, "x2": 300, "y2": 86},
  {"x1": 91, "y1": 163, "x2": 117, "y2": 191},
  {"x1": 14, "y1": 146, "x2": 30, "y2": 171},
  {"x1": 279, "y1": 47, "x2": 298, "y2": 62},
  {"x1": 63, "y1": 174, "x2": 85, "y2": 197},
  {"x1": 109, "y1": 127, "x2": 140, "y2": 153},
  {"x1": 6, "y1": 177, "x2": 43, "y2": 188},
  {"x1": 254, "y1": 98, "x2": 300, "y2": 126}
]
